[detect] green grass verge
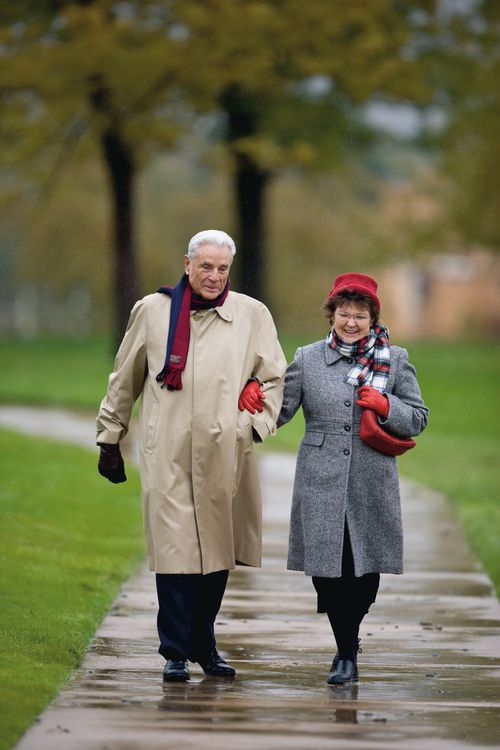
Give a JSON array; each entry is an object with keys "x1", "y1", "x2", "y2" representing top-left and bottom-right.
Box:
[
  {"x1": 0, "y1": 337, "x2": 113, "y2": 410},
  {"x1": 0, "y1": 335, "x2": 499, "y2": 748},
  {"x1": 401, "y1": 341, "x2": 500, "y2": 595},
  {"x1": 271, "y1": 336, "x2": 500, "y2": 596},
  {"x1": 0, "y1": 333, "x2": 499, "y2": 597},
  {"x1": 0, "y1": 429, "x2": 144, "y2": 750}
]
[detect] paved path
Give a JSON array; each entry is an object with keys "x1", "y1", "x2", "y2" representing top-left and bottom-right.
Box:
[{"x1": 2, "y1": 406, "x2": 500, "y2": 749}]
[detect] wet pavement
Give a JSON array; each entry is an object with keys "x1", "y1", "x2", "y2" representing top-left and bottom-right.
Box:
[{"x1": 2, "y1": 406, "x2": 500, "y2": 749}]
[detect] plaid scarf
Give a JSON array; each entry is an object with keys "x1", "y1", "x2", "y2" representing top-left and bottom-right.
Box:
[
  {"x1": 156, "y1": 274, "x2": 230, "y2": 391},
  {"x1": 327, "y1": 324, "x2": 391, "y2": 393}
]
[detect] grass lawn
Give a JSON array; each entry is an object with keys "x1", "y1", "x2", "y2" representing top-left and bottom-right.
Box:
[
  {"x1": 0, "y1": 429, "x2": 144, "y2": 750},
  {"x1": 0, "y1": 335, "x2": 499, "y2": 597},
  {"x1": 0, "y1": 335, "x2": 499, "y2": 748},
  {"x1": 0, "y1": 337, "x2": 113, "y2": 410}
]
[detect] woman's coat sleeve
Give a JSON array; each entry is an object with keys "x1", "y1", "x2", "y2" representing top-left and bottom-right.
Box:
[
  {"x1": 382, "y1": 348, "x2": 428, "y2": 438},
  {"x1": 277, "y1": 347, "x2": 304, "y2": 428}
]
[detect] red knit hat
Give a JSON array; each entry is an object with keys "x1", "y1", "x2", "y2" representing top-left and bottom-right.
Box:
[{"x1": 328, "y1": 272, "x2": 380, "y2": 310}]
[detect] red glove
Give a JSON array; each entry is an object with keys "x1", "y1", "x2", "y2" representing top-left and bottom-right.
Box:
[
  {"x1": 238, "y1": 379, "x2": 265, "y2": 414},
  {"x1": 356, "y1": 385, "x2": 389, "y2": 418}
]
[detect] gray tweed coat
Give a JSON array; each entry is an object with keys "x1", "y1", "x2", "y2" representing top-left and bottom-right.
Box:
[{"x1": 278, "y1": 341, "x2": 428, "y2": 578}]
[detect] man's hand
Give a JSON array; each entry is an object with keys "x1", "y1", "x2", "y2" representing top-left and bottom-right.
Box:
[
  {"x1": 238, "y1": 379, "x2": 265, "y2": 415},
  {"x1": 98, "y1": 443, "x2": 127, "y2": 484},
  {"x1": 356, "y1": 385, "x2": 389, "y2": 418}
]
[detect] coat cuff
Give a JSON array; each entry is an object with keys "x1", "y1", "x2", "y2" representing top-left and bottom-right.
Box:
[
  {"x1": 252, "y1": 416, "x2": 277, "y2": 443},
  {"x1": 96, "y1": 428, "x2": 123, "y2": 445}
]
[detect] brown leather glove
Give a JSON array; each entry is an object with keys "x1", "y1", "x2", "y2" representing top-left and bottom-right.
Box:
[{"x1": 98, "y1": 443, "x2": 127, "y2": 484}]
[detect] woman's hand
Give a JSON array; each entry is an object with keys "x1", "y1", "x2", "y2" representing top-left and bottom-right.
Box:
[
  {"x1": 238, "y1": 379, "x2": 265, "y2": 414},
  {"x1": 356, "y1": 385, "x2": 389, "y2": 418}
]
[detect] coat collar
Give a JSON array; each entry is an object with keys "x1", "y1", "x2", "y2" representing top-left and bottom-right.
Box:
[
  {"x1": 324, "y1": 339, "x2": 343, "y2": 365},
  {"x1": 189, "y1": 294, "x2": 233, "y2": 321},
  {"x1": 213, "y1": 291, "x2": 234, "y2": 322}
]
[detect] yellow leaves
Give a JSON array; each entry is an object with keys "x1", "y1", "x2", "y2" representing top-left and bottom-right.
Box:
[
  {"x1": 289, "y1": 141, "x2": 316, "y2": 166},
  {"x1": 1, "y1": 0, "x2": 438, "y2": 200},
  {"x1": 231, "y1": 135, "x2": 284, "y2": 170},
  {"x1": 1, "y1": 0, "x2": 434, "y2": 145},
  {"x1": 228, "y1": 135, "x2": 316, "y2": 171}
]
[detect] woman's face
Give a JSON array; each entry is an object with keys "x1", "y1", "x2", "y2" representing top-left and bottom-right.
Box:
[{"x1": 332, "y1": 301, "x2": 372, "y2": 343}]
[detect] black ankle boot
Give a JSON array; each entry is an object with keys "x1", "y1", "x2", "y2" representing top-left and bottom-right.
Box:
[
  {"x1": 330, "y1": 639, "x2": 361, "y2": 673},
  {"x1": 327, "y1": 658, "x2": 358, "y2": 685}
]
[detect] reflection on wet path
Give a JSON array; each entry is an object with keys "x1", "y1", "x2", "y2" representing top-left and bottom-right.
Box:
[{"x1": 3, "y1": 412, "x2": 498, "y2": 749}]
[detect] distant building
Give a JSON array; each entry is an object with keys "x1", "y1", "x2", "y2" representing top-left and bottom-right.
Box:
[{"x1": 378, "y1": 250, "x2": 500, "y2": 340}]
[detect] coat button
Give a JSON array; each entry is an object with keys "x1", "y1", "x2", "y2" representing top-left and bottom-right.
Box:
[
  {"x1": 344, "y1": 400, "x2": 351, "y2": 407},
  {"x1": 343, "y1": 448, "x2": 350, "y2": 456},
  {"x1": 344, "y1": 424, "x2": 351, "y2": 432}
]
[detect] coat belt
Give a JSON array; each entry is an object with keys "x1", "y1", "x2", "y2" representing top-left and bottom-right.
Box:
[{"x1": 305, "y1": 419, "x2": 361, "y2": 436}]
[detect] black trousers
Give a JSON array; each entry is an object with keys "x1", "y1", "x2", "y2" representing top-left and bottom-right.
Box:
[
  {"x1": 312, "y1": 523, "x2": 380, "y2": 660},
  {"x1": 156, "y1": 570, "x2": 229, "y2": 662}
]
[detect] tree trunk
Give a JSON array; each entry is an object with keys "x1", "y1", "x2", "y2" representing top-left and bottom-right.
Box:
[
  {"x1": 101, "y1": 127, "x2": 138, "y2": 350},
  {"x1": 234, "y1": 160, "x2": 270, "y2": 302},
  {"x1": 221, "y1": 85, "x2": 271, "y2": 302},
  {"x1": 89, "y1": 75, "x2": 138, "y2": 350}
]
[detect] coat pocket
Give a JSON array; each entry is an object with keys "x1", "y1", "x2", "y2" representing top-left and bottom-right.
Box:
[
  {"x1": 302, "y1": 431, "x2": 325, "y2": 447},
  {"x1": 144, "y1": 397, "x2": 160, "y2": 454},
  {"x1": 233, "y1": 421, "x2": 253, "y2": 497}
]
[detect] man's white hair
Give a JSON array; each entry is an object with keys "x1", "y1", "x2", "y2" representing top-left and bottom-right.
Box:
[{"x1": 187, "y1": 230, "x2": 236, "y2": 260}]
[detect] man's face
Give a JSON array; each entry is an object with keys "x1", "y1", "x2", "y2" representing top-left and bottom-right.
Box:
[{"x1": 184, "y1": 243, "x2": 232, "y2": 300}]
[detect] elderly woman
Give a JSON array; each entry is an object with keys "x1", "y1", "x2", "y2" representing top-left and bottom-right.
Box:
[{"x1": 277, "y1": 272, "x2": 428, "y2": 685}]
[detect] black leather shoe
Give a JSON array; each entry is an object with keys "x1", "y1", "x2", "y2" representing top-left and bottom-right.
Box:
[
  {"x1": 163, "y1": 658, "x2": 190, "y2": 682},
  {"x1": 330, "y1": 639, "x2": 361, "y2": 675},
  {"x1": 327, "y1": 659, "x2": 358, "y2": 685},
  {"x1": 199, "y1": 649, "x2": 236, "y2": 677}
]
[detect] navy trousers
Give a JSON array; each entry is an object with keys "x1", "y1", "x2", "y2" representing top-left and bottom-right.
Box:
[{"x1": 155, "y1": 570, "x2": 229, "y2": 662}]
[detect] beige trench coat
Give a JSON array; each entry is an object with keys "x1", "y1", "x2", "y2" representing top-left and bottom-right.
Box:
[{"x1": 96, "y1": 290, "x2": 286, "y2": 574}]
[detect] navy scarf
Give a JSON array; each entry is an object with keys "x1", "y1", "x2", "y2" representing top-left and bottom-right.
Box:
[{"x1": 156, "y1": 274, "x2": 230, "y2": 390}]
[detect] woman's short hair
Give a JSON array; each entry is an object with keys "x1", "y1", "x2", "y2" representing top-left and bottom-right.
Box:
[
  {"x1": 323, "y1": 290, "x2": 380, "y2": 325},
  {"x1": 187, "y1": 230, "x2": 236, "y2": 260}
]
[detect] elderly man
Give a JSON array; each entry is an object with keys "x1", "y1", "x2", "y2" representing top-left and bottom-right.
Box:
[{"x1": 96, "y1": 229, "x2": 286, "y2": 682}]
